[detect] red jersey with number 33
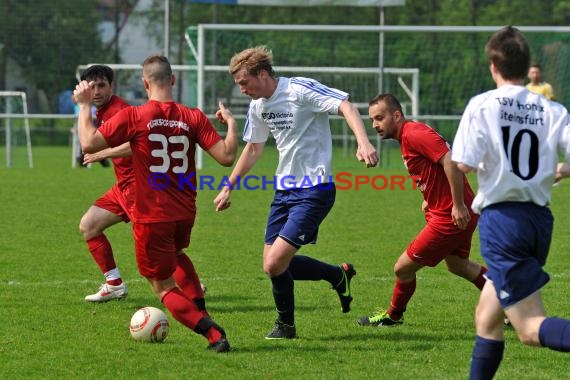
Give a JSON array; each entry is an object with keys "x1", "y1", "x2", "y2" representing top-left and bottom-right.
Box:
[
  {"x1": 399, "y1": 120, "x2": 475, "y2": 227},
  {"x1": 99, "y1": 100, "x2": 221, "y2": 223},
  {"x1": 96, "y1": 95, "x2": 132, "y2": 191}
]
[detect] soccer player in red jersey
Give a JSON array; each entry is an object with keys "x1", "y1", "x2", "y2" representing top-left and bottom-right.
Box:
[
  {"x1": 357, "y1": 93, "x2": 487, "y2": 327},
  {"x1": 78, "y1": 65, "x2": 208, "y2": 306},
  {"x1": 75, "y1": 55, "x2": 237, "y2": 352},
  {"x1": 77, "y1": 65, "x2": 133, "y2": 302}
]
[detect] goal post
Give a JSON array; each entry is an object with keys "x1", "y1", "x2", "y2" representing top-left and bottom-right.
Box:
[
  {"x1": 192, "y1": 23, "x2": 420, "y2": 168},
  {"x1": 0, "y1": 91, "x2": 33, "y2": 168}
]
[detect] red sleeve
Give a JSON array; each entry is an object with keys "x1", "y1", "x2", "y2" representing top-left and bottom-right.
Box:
[
  {"x1": 405, "y1": 123, "x2": 449, "y2": 163},
  {"x1": 98, "y1": 107, "x2": 134, "y2": 147},
  {"x1": 193, "y1": 110, "x2": 222, "y2": 150}
]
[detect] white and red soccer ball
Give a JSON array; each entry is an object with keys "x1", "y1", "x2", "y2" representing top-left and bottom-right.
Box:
[{"x1": 130, "y1": 307, "x2": 170, "y2": 342}]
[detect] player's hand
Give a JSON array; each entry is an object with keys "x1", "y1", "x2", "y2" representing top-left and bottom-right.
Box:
[
  {"x1": 214, "y1": 186, "x2": 232, "y2": 211},
  {"x1": 73, "y1": 80, "x2": 95, "y2": 105},
  {"x1": 555, "y1": 162, "x2": 570, "y2": 184},
  {"x1": 83, "y1": 151, "x2": 106, "y2": 164},
  {"x1": 215, "y1": 102, "x2": 234, "y2": 125},
  {"x1": 451, "y1": 203, "x2": 471, "y2": 230},
  {"x1": 421, "y1": 200, "x2": 429, "y2": 214},
  {"x1": 356, "y1": 142, "x2": 379, "y2": 168}
]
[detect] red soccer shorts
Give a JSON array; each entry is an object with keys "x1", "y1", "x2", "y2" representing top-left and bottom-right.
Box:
[
  {"x1": 94, "y1": 183, "x2": 135, "y2": 222},
  {"x1": 133, "y1": 218, "x2": 195, "y2": 280},
  {"x1": 406, "y1": 216, "x2": 478, "y2": 267}
]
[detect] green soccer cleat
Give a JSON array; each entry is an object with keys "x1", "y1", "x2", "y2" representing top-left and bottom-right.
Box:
[{"x1": 357, "y1": 309, "x2": 403, "y2": 327}]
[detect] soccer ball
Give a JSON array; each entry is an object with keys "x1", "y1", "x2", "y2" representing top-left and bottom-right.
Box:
[{"x1": 129, "y1": 306, "x2": 170, "y2": 342}]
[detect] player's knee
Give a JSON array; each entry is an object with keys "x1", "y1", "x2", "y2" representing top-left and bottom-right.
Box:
[
  {"x1": 514, "y1": 322, "x2": 542, "y2": 346},
  {"x1": 79, "y1": 217, "x2": 101, "y2": 241},
  {"x1": 78, "y1": 218, "x2": 91, "y2": 239},
  {"x1": 263, "y1": 259, "x2": 285, "y2": 277},
  {"x1": 393, "y1": 263, "x2": 416, "y2": 280},
  {"x1": 263, "y1": 262, "x2": 278, "y2": 277},
  {"x1": 516, "y1": 329, "x2": 540, "y2": 346},
  {"x1": 474, "y1": 306, "x2": 496, "y2": 335}
]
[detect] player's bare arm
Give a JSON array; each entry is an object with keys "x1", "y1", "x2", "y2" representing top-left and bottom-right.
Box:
[
  {"x1": 83, "y1": 142, "x2": 131, "y2": 164},
  {"x1": 555, "y1": 162, "x2": 570, "y2": 183},
  {"x1": 338, "y1": 100, "x2": 379, "y2": 167},
  {"x1": 455, "y1": 162, "x2": 476, "y2": 173},
  {"x1": 74, "y1": 80, "x2": 109, "y2": 153},
  {"x1": 213, "y1": 142, "x2": 265, "y2": 212},
  {"x1": 207, "y1": 102, "x2": 238, "y2": 167},
  {"x1": 441, "y1": 152, "x2": 470, "y2": 229}
]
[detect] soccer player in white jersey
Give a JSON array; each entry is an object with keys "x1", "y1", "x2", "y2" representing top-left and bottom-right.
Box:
[
  {"x1": 452, "y1": 26, "x2": 570, "y2": 379},
  {"x1": 214, "y1": 45, "x2": 379, "y2": 339}
]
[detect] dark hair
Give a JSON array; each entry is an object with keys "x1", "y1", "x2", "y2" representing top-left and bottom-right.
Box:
[
  {"x1": 485, "y1": 26, "x2": 530, "y2": 80},
  {"x1": 142, "y1": 55, "x2": 172, "y2": 85},
  {"x1": 80, "y1": 65, "x2": 114, "y2": 84},
  {"x1": 369, "y1": 93, "x2": 405, "y2": 117},
  {"x1": 529, "y1": 63, "x2": 542, "y2": 71}
]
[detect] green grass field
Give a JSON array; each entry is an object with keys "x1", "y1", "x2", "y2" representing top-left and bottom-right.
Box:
[{"x1": 1, "y1": 146, "x2": 570, "y2": 379}]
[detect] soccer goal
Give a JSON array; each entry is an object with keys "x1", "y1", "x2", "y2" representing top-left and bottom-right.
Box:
[
  {"x1": 187, "y1": 23, "x2": 419, "y2": 168},
  {"x1": 0, "y1": 91, "x2": 33, "y2": 168}
]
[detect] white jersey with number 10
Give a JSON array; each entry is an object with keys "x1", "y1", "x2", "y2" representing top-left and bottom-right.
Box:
[{"x1": 452, "y1": 84, "x2": 570, "y2": 213}]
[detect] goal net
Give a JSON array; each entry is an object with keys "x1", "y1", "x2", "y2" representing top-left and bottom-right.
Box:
[{"x1": 0, "y1": 92, "x2": 33, "y2": 168}]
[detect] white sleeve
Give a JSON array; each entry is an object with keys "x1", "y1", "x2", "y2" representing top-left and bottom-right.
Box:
[
  {"x1": 452, "y1": 99, "x2": 487, "y2": 168},
  {"x1": 559, "y1": 121, "x2": 570, "y2": 163},
  {"x1": 242, "y1": 105, "x2": 269, "y2": 143},
  {"x1": 290, "y1": 77, "x2": 347, "y2": 114}
]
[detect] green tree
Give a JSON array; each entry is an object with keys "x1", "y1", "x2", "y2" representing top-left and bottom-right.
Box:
[
  {"x1": 140, "y1": 1, "x2": 570, "y2": 116},
  {"x1": 0, "y1": 0, "x2": 107, "y2": 111}
]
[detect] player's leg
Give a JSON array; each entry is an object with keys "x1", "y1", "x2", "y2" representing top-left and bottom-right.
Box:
[
  {"x1": 505, "y1": 290, "x2": 570, "y2": 351},
  {"x1": 135, "y1": 221, "x2": 229, "y2": 352},
  {"x1": 358, "y1": 251, "x2": 423, "y2": 327},
  {"x1": 289, "y1": 256, "x2": 356, "y2": 313},
  {"x1": 359, "y1": 222, "x2": 455, "y2": 327},
  {"x1": 444, "y1": 255, "x2": 487, "y2": 290},
  {"x1": 470, "y1": 281, "x2": 505, "y2": 380},
  {"x1": 283, "y1": 185, "x2": 355, "y2": 312},
  {"x1": 443, "y1": 217, "x2": 487, "y2": 290},
  {"x1": 167, "y1": 214, "x2": 206, "y2": 307},
  {"x1": 174, "y1": 250, "x2": 207, "y2": 310},
  {"x1": 264, "y1": 239, "x2": 298, "y2": 339},
  {"x1": 80, "y1": 203, "x2": 127, "y2": 302}
]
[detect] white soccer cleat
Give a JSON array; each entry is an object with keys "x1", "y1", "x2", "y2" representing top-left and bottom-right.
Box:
[
  {"x1": 201, "y1": 282, "x2": 207, "y2": 294},
  {"x1": 85, "y1": 283, "x2": 128, "y2": 302}
]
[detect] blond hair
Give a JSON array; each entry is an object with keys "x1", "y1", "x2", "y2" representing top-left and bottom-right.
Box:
[{"x1": 229, "y1": 46, "x2": 275, "y2": 77}]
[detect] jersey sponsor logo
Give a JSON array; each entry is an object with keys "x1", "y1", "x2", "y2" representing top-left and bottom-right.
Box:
[
  {"x1": 261, "y1": 112, "x2": 293, "y2": 120},
  {"x1": 147, "y1": 118, "x2": 190, "y2": 132},
  {"x1": 261, "y1": 111, "x2": 294, "y2": 130}
]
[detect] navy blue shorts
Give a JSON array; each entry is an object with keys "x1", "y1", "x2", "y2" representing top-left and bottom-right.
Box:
[
  {"x1": 479, "y1": 202, "x2": 552, "y2": 308},
  {"x1": 264, "y1": 184, "x2": 336, "y2": 248}
]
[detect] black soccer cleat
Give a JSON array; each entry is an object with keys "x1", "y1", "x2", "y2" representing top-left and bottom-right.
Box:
[
  {"x1": 335, "y1": 263, "x2": 356, "y2": 313},
  {"x1": 208, "y1": 337, "x2": 230, "y2": 353},
  {"x1": 265, "y1": 320, "x2": 297, "y2": 340}
]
